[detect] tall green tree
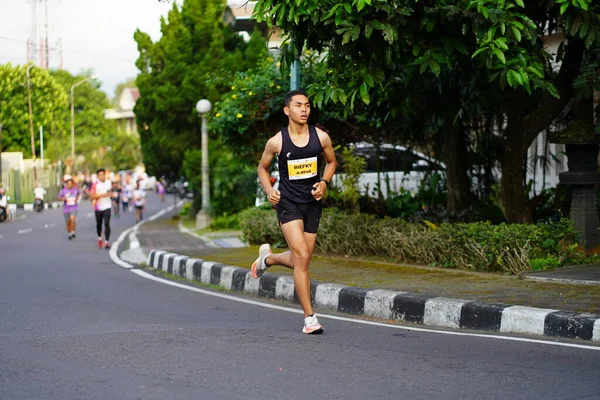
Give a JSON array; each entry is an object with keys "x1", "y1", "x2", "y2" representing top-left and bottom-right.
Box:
[
  {"x1": 254, "y1": 0, "x2": 600, "y2": 222},
  {"x1": 0, "y1": 63, "x2": 67, "y2": 157},
  {"x1": 134, "y1": 0, "x2": 266, "y2": 178}
]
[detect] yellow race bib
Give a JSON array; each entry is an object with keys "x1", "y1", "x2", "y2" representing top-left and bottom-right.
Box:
[{"x1": 287, "y1": 157, "x2": 318, "y2": 180}]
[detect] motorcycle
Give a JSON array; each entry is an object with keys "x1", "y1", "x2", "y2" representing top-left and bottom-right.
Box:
[
  {"x1": 0, "y1": 194, "x2": 9, "y2": 223},
  {"x1": 34, "y1": 198, "x2": 44, "y2": 212}
]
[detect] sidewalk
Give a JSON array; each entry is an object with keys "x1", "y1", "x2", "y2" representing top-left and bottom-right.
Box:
[{"x1": 137, "y1": 217, "x2": 600, "y2": 315}]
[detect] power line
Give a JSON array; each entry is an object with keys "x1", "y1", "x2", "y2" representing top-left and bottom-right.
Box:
[{"x1": 0, "y1": 36, "x2": 133, "y2": 63}]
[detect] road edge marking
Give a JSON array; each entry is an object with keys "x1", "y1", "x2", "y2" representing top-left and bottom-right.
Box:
[{"x1": 109, "y1": 223, "x2": 600, "y2": 351}]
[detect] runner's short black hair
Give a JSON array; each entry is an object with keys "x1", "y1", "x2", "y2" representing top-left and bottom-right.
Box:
[
  {"x1": 97, "y1": 168, "x2": 106, "y2": 175},
  {"x1": 284, "y1": 90, "x2": 309, "y2": 107}
]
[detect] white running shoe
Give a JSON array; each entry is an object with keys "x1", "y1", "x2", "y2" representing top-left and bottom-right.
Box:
[
  {"x1": 251, "y1": 244, "x2": 272, "y2": 279},
  {"x1": 302, "y1": 314, "x2": 324, "y2": 334}
]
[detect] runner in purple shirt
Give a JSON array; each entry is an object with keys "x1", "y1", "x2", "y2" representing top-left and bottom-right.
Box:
[{"x1": 58, "y1": 175, "x2": 81, "y2": 240}]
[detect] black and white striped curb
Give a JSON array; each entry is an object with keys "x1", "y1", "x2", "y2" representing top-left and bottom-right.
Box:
[{"x1": 147, "y1": 250, "x2": 600, "y2": 342}]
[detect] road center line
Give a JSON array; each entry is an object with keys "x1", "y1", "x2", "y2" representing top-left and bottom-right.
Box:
[{"x1": 18, "y1": 228, "x2": 33, "y2": 235}]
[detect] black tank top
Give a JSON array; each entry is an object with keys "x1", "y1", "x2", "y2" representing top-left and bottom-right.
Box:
[{"x1": 278, "y1": 125, "x2": 323, "y2": 203}]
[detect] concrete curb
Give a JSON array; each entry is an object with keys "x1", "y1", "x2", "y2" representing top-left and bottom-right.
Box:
[{"x1": 146, "y1": 250, "x2": 600, "y2": 342}]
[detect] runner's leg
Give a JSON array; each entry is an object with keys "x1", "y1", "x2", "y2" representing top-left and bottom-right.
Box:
[
  {"x1": 104, "y1": 209, "x2": 111, "y2": 241},
  {"x1": 95, "y1": 211, "x2": 103, "y2": 238},
  {"x1": 266, "y1": 233, "x2": 316, "y2": 269},
  {"x1": 280, "y1": 219, "x2": 314, "y2": 317},
  {"x1": 70, "y1": 214, "x2": 77, "y2": 235}
]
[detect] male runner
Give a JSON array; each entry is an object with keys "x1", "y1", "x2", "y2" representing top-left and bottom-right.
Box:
[
  {"x1": 90, "y1": 168, "x2": 113, "y2": 249},
  {"x1": 57, "y1": 175, "x2": 80, "y2": 240},
  {"x1": 252, "y1": 90, "x2": 337, "y2": 334},
  {"x1": 132, "y1": 180, "x2": 146, "y2": 223}
]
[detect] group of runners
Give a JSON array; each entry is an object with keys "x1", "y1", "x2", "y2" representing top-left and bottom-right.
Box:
[{"x1": 57, "y1": 170, "x2": 149, "y2": 249}]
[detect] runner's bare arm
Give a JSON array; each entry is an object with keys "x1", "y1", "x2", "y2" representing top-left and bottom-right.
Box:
[
  {"x1": 312, "y1": 129, "x2": 338, "y2": 200},
  {"x1": 319, "y1": 129, "x2": 337, "y2": 182},
  {"x1": 258, "y1": 133, "x2": 282, "y2": 205}
]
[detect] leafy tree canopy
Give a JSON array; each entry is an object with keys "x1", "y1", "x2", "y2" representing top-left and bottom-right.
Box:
[
  {"x1": 0, "y1": 63, "x2": 67, "y2": 157},
  {"x1": 134, "y1": 0, "x2": 269, "y2": 178}
]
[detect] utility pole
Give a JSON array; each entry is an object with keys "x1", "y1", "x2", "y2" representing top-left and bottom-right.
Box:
[
  {"x1": 26, "y1": 64, "x2": 38, "y2": 184},
  {"x1": 70, "y1": 75, "x2": 98, "y2": 166},
  {"x1": 43, "y1": 0, "x2": 49, "y2": 69},
  {"x1": 195, "y1": 99, "x2": 212, "y2": 229},
  {"x1": 40, "y1": 126, "x2": 44, "y2": 168},
  {"x1": 52, "y1": 110, "x2": 57, "y2": 162},
  {"x1": 290, "y1": 58, "x2": 300, "y2": 90}
]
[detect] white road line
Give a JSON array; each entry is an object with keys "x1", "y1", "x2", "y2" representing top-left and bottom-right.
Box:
[
  {"x1": 86, "y1": 212, "x2": 94, "y2": 218},
  {"x1": 130, "y1": 269, "x2": 600, "y2": 352},
  {"x1": 18, "y1": 228, "x2": 33, "y2": 235},
  {"x1": 0, "y1": 235, "x2": 3, "y2": 239},
  {"x1": 111, "y1": 204, "x2": 600, "y2": 353},
  {"x1": 45, "y1": 223, "x2": 57, "y2": 228},
  {"x1": 12, "y1": 215, "x2": 27, "y2": 221},
  {"x1": 108, "y1": 203, "x2": 181, "y2": 270}
]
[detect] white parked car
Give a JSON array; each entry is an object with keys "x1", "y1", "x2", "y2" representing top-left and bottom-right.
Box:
[{"x1": 254, "y1": 142, "x2": 445, "y2": 205}]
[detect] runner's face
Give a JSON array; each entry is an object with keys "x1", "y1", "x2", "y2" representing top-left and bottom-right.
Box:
[
  {"x1": 284, "y1": 95, "x2": 310, "y2": 125},
  {"x1": 66, "y1": 181, "x2": 73, "y2": 189},
  {"x1": 98, "y1": 172, "x2": 105, "y2": 182}
]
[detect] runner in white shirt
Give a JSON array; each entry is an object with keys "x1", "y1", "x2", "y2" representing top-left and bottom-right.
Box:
[
  {"x1": 133, "y1": 180, "x2": 147, "y2": 223},
  {"x1": 90, "y1": 168, "x2": 113, "y2": 249}
]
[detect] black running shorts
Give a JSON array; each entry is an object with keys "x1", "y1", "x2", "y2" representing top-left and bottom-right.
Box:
[{"x1": 275, "y1": 196, "x2": 322, "y2": 234}]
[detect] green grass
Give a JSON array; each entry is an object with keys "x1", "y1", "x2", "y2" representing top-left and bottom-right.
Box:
[{"x1": 182, "y1": 246, "x2": 600, "y2": 314}]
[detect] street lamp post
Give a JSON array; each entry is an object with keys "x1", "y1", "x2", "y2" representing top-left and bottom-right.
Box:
[
  {"x1": 26, "y1": 64, "x2": 38, "y2": 183},
  {"x1": 195, "y1": 99, "x2": 212, "y2": 229},
  {"x1": 70, "y1": 75, "x2": 98, "y2": 169}
]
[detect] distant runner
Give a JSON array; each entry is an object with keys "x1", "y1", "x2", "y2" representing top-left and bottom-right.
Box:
[
  {"x1": 252, "y1": 90, "x2": 337, "y2": 334},
  {"x1": 133, "y1": 180, "x2": 146, "y2": 223},
  {"x1": 111, "y1": 180, "x2": 121, "y2": 219},
  {"x1": 90, "y1": 168, "x2": 113, "y2": 249},
  {"x1": 121, "y1": 177, "x2": 133, "y2": 213},
  {"x1": 156, "y1": 180, "x2": 166, "y2": 203},
  {"x1": 57, "y1": 175, "x2": 80, "y2": 240}
]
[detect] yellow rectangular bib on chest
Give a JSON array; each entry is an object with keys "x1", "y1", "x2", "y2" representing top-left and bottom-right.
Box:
[{"x1": 287, "y1": 157, "x2": 317, "y2": 180}]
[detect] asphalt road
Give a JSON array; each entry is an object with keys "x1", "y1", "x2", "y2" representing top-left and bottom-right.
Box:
[{"x1": 2, "y1": 194, "x2": 600, "y2": 400}]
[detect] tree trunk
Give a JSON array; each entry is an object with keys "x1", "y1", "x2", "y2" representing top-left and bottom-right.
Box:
[
  {"x1": 501, "y1": 127, "x2": 532, "y2": 223},
  {"x1": 498, "y1": 39, "x2": 584, "y2": 223},
  {"x1": 443, "y1": 118, "x2": 471, "y2": 212}
]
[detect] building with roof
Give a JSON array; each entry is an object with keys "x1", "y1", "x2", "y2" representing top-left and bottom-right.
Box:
[
  {"x1": 104, "y1": 87, "x2": 139, "y2": 135},
  {"x1": 224, "y1": 1, "x2": 284, "y2": 49}
]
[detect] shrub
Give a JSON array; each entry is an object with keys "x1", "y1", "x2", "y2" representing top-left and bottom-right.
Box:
[
  {"x1": 239, "y1": 207, "x2": 592, "y2": 274},
  {"x1": 179, "y1": 202, "x2": 192, "y2": 217},
  {"x1": 239, "y1": 207, "x2": 285, "y2": 247},
  {"x1": 210, "y1": 213, "x2": 241, "y2": 230}
]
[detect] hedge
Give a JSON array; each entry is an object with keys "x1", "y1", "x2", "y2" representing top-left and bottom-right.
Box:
[{"x1": 238, "y1": 207, "x2": 591, "y2": 274}]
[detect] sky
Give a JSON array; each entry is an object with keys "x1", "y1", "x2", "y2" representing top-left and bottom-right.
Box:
[{"x1": 0, "y1": 0, "x2": 246, "y2": 98}]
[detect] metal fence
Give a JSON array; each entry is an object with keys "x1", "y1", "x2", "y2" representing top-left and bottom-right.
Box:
[{"x1": 0, "y1": 166, "x2": 63, "y2": 205}]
